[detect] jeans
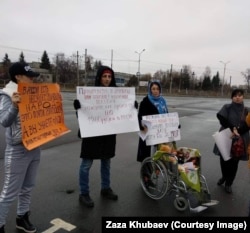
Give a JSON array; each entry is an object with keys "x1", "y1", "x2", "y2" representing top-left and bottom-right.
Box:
[{"x1": 79, "y1": 158, "x2": 111, "y2": 195}]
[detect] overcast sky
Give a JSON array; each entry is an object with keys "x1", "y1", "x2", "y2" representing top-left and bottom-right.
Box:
[{"x1": 0, "y1": 0, "x2": 249, "y2": 86}]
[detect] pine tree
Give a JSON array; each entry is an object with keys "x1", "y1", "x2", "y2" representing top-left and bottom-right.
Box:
[
  {"x1": 19, "y1": 51, "x2": 26, "y2": 63},
  {"x1": 2, "y1": 53, "x2": 11, "y2": 79},
  {"x1": 40, "y1": 50, "x2": 51, "y2": 70},
  {"x1": 93, "y1": 60, "x2": 102, "y2": 70},
  {"x1": 2, "y1": 53, "x2": 11, "y2": 66}
]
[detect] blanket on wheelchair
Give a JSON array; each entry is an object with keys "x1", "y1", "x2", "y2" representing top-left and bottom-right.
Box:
[{"x1": 153, "y1": 147, "x2": 201, "y2": 192}]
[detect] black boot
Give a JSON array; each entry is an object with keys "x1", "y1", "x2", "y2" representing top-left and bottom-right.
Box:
[
  {"x1": 217, "y1": 177, "x2": 225, "y2": 185},
  {"x1": 101, "y1": 188, "x2": 118, "y2": 200},
  {"x1": 16, "y1": 211, "x2": 36, "y2": 233},
  {"x1": 0, "y1": 225, "x2": 5, "y2": 233},
  {"x1": 225, "y1": 185, "x2": 232, "y2": 194}
]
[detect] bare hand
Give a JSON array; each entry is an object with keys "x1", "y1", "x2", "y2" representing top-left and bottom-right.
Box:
[
  {"x1": 11, "y1": 92, "x2": 21, "y2": 108},
  {"x1": 233, "y1": 127, "x2": 240, "y2": 137},
  {"x1": 142, "y1": 125, "x2": 148, "y2": 133}
]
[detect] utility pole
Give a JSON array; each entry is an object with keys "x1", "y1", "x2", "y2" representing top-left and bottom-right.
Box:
[
  {"x1": 248, "y1": 75, "x2": 250, "y2": 92},
  {"x1": 178, "y1": 69, "x2": 182, "y2": 92},
  {"x1": 111, "y1": 49, "x2": 113, "y2": 69},
  {"x1": 220, "y1": 60, "x2": 230, "y2": 96},
  {"x1": 85, "y1": 49, "x2": 87, "y2": 86},
  {"x1": 135, "y1": 49, "x2": 145, "y2": 93},
  {"x1": 76, "y1": 51, "x2": 79, "y2": 86},
  {"x1": 56, "y1": 55, "x2": 59, "y2": 83},
  {"x1": 192, "y1": 72, "x2": 195, "y2": 90},
  {"x1": 169, "y1": 64, "x2": 173, "y2": 94}
]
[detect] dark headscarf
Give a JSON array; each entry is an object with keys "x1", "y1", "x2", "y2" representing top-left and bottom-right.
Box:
[{"x1": 94, "y1": 66, "x2": 116, "y2": 87}]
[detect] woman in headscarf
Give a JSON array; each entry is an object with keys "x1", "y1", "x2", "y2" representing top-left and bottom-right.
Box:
[{"x1": 136, "y1": 81, "x2": 168, "y2": 162}]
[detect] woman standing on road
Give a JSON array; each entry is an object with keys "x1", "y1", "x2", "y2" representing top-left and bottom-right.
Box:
[
  {"x1": 136, "y1": 80, "x2": 168, "y2": 162},
  {"x1": 214, "y1": 89, "x2": 250, "y2": 194},
  {"x1": 73, "y1": 66, "x2": 118, "y2": 208}
]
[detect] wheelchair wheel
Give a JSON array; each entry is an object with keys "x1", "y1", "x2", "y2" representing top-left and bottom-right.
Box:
[
  {"x1": 140, "y1": 157, "x2": 168, "y2": 200},
  {"x1": 173, "y1": 196, "x2": 189, "y2": 212}
]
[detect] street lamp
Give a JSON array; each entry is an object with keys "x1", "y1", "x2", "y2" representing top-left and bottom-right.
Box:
[
  {"x1": 192, "y1": 72, "x2": 195, "y2": 90},
  {"x1": 135, "y1": 49, "x2": 145, "y2": 91},
  {"x1": 220, "y1": 60, "x2": 230, "y2": 96}
]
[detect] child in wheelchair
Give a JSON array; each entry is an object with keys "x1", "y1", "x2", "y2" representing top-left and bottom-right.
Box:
[{"x1": 140, "y1": 142, "x2": 219, "y2": 212}]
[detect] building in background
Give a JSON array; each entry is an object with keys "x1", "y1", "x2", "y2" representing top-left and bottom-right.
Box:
[
  {"x1": 81, "y1": 70, "x2": 131, "y2": 87},
  {"x1": 30, "y1": 62, "x2": 53, "y2": 83}
]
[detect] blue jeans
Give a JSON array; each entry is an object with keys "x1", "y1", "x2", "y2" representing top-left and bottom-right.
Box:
[{"x1": 79, "y1": 158, "x2": 110, "y2": 195}]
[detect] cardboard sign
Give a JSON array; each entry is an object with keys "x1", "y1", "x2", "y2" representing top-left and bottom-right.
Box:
[
  {"x1": 142, "y1": 112, "x2": 180, "y2": 146},
  {"x1": 18, "y1": 83, "x2": 70, "y2": 150},
  {"x1": 76, "y1": 86, "x2": 139, "y2": 137}
]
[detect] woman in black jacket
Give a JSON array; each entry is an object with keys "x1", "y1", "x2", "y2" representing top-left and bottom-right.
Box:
[
  {"x1": 73, "y1": 66, "x2": 118, "y2": 207},
  {"x1": 214, "y1": 89, "x2": 250, "y2": 193},
  {"x1": 137, "y1": 81, "x2": 168, "y2": 162}
]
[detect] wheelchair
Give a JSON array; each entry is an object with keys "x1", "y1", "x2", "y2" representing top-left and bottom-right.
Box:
[{"x1": 140, "y1": 143, "x2": 219, "y2": 213}]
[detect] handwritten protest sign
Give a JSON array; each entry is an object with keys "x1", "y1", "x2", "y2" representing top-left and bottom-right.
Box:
[
  {"x1": 76, "y1": 87, "x2": 139, "y2": 137},
  {"x1": 18, "y1": 83, "x2": 70, "y2": 150},
  {"x1": 142, "y1": 112, "x2": 180, "y2": 146}
]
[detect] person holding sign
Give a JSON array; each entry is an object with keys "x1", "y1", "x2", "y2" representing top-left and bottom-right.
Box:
[
  {"x1": 73, "y1": 66, "x2": 119, "y2": 208},
  {"x1": 213, "y1": 89, "x2": 250, "y2": 194},
  {"x1": 0, "y1": 62, "x2": 40, "y2": 233},
  {"x1": 137, "y1": 81, "x2": 168, "y2": 162}
]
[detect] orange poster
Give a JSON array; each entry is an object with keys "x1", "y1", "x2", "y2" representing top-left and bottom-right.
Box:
[{"x1": 18, "y1": 83, "x2": 70, "y2": 150}]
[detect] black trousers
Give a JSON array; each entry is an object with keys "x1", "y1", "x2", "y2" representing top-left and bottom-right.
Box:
[{"x1": 220, "y1": 156, "x2": 239, "y2": 186}]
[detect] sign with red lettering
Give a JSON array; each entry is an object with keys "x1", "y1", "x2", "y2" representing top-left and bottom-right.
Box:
[
  {"x1": 76, "y1": 87, "x2": 139, "y2": 137},
  {"x1": 18, "y1": 83, "x2": 70, "y2": 150}
]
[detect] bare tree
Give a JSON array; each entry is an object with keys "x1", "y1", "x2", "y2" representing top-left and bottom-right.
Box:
[
  {"x1": 241, "y1": 69, "x2": 250, "y2": 91},
  {"x1": 85, "y1": 55, "x2": 94, "y2": 71},
  {"x1": 182, "y1": 65, "x2": 192, "y2": 89},
  {"x1": 53, "y1": 53, "x2": 77, "y2": 84}
]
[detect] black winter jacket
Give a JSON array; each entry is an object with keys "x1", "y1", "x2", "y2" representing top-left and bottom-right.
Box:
[
  {"x1": 213, "y1": 102, "x2": 250, "y2": 161},
  {"x1": 137, "y1": 96, "x2": 165, "y2": 162},
  {"x1": 79, "y1": 66, "x2": 117, "y2": 159}
]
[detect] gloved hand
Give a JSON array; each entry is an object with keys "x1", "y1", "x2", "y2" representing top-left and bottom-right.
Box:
[
  {"x1": 134, "y1": 100, "x2": 138, "y2": 109},
  {"x1": 73, "y1": 99, "x2": 81, "y2": 110}
]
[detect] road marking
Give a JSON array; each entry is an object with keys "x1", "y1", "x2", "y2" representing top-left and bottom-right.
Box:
[{"x1": 42, "y1": 218, "x2": 76, "y2": 233}]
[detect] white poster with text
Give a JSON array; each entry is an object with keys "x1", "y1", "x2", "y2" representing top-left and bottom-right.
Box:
[
  {"x1": 142, "y1": 112, "x2": 180, "y2": 146},
  {"x1": 76, "y1": 87, "x2": 139, "y2": 137}
]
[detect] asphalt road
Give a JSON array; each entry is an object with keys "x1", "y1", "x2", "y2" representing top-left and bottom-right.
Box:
[{"x1": 0, "y1": 93, "x2": 250, "y2": 233}]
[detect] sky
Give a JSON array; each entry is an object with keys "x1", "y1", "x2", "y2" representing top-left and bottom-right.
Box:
[{"x1": 0, "y1": 0, "x2": 249, "y2": 86}]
